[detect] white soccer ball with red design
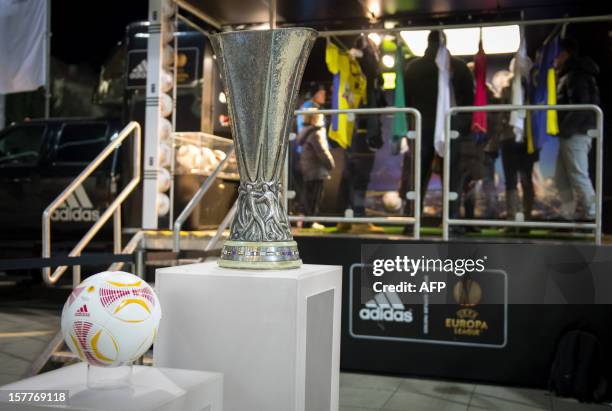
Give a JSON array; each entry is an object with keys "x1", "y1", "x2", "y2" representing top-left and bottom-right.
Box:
[{"x1": 61, "y1": 271, "x2": 161, "y2": 367}]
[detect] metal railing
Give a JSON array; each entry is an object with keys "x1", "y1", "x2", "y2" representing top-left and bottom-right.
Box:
[
  {"x1": 204, "y1": 201, "x2": 237, "y2": 252},
  {"x1": 173, "y1": 145, "x2": 235, "y2": 252},
  {"x1": 291, "y1": 107, "x2": 422, "y2": 238},
  {"x1": 42, "y1": 121, "x2": 141, "y2": 286},
  {"x1": 107, "y1": 230, "x2": 145, "y2": 272},
  {"x1": 442, "y1": 104, "x2": 604, "y2": 244}
]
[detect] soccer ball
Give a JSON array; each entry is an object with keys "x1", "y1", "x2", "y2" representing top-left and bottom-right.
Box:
[
  {"x1": 382, "y1": 191, "x2": 402, "y2": 212},
  {"x1": 61, "y1": 271, "x2": 162, "y2": 367}
]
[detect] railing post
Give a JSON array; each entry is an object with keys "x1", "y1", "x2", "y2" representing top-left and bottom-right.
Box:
[
  {"x1": 595, "y1": 107, "x2": 604, "y2": 245},
  {"x1": 413, "y1": 110, "x2": 422, "y2": 240},
  {"x1": 72, "y1": 265, "x2": 81, "y2": 288},
  {"x1": 113, "y1": 207, "x2": 122, "y2": 254},
  {"x1": 442, "y1": 111, "x2": 451, "y2": 241}
]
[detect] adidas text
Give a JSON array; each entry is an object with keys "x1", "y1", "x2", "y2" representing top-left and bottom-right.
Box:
[
  {"x1": 51, "y1": 208, "x2": 100, "y2": 222},
  {"x1": 359, "y1": 307, "x2": 413, "y2": 323}
]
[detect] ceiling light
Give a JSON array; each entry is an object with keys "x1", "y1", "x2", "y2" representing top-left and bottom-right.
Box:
[{"x1": 400, "y1": 25, "x2": 520, "y2": 56}]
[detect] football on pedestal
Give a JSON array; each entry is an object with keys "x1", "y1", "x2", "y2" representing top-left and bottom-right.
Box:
[{"x1": 61, "y1": 271, "x2": 162, "y2": 388}]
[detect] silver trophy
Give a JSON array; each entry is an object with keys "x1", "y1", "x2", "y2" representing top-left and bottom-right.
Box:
[{"x1": 210, "y1": 28, "x2": 317, "y2": 269}]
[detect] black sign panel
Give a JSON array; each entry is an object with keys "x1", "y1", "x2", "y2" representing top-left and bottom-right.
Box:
[{"x1": 126, "y1": 47, "x2": 200, "y2": 89}]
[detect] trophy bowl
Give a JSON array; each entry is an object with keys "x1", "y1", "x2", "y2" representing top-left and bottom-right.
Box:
[{"x1": 210, "y1": 28, "x2": 317, "y2": 269}]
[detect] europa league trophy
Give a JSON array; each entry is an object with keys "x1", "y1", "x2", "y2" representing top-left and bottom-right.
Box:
[{"x1": 210, "y1": 28, "x2": 317, "y2": 269}]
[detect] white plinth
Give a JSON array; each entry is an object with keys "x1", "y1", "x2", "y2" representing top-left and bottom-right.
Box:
[
  {"x1": 154, "y1": 262, "x2": 342, "y2": 411},
  {"x1": 0, "y1": 363, "x2": 222, "y2": 411}
]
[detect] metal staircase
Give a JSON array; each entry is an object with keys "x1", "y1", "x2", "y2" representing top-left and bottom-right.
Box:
[{"x1": 31, "y1": 125, "x2": 234, "y2": 375}]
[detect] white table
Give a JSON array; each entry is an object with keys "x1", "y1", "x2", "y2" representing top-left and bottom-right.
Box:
[
  {"x1": 154, "y1": 262, "x2": 342, "y2": 411},
  {"x1": 0, "y1": 363, "x2": 222, "y2": 411}
]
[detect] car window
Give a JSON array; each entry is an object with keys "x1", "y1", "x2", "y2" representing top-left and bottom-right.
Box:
[
  {"x1": 0, "y1": 125, "x2": 45, "y2": 166},
  {"x1": 55, "y1": 123, "x2": 108, "y2": 164}
]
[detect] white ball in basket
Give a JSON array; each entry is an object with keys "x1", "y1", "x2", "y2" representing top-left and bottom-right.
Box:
[{"x1": 61, "y1": 271, "x2": 161, "y2": 367}]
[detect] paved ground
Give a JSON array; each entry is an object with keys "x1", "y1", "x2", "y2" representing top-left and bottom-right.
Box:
[
  {"x1": 0, "y1": 306, "x2": 60, "y2": 386},
  {"x1": 0, "y1": 306, "x2": 610, "y2": 410},
  {"x1": 339, "y1": 372, "x2": 611, "y2": 410}
]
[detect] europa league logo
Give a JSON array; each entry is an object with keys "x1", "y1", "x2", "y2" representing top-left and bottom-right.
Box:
[{"x1": 210, "y1": 28, "x2": 317, "y2": 269}]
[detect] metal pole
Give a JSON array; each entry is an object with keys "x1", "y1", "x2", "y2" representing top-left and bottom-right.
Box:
[
  {"x1": 135, "y1": 249, "x2": 145, "y2": 279},
  {"x1": 174, "y1": 0, "x2": 222, "y2": 30},
  {"x1": 169, "y1": 5, "x2": 179, "y2": 229},
  {"x1": 595, "y1": 108, "x2": 604, "y2": 245},
  {"x1": 413, "y1": 111, "x2": 422, "y2": 240},
  {"x1": 269, "y1": 0, "x2": 276, "y2": 29},
  {"x1": 447, "y1": 218, "x2": 596, "y2": 229},
  {"x1": 113, "y1": 207, "x2": 121, "y2": 254},
  {"x1": 44, "y1": 0, "x2": 52, "y2": 118},
  {"x1": 317, "y1": 14, "x2": 612, "y2": 37},
  {"x1": 442, "y1": 113, "x2": 451, "y2": 241},
  {"x1": 72, "y1": 266, "x2": 80, "y2": 288},
  {"x1": 177, "y1": 14, "x2": 211, "y2": 36},
  {"x1": 289, "y1": 215, "x2": 416, "y2": 224}
]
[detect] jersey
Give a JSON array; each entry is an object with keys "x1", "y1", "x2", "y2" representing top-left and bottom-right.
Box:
[{"x1": 325, "y1": 42, "x2": 366, "y2": 148}]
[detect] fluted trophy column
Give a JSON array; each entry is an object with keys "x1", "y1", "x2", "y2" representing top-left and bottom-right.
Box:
[{"x1": 210, "y1": 28, "x2": 317, "y2": 269}]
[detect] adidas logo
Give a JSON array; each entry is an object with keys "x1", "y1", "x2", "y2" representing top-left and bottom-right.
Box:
[
  {"x1": 129, "y1": 60, "x2": 147, "y2": 80},
  {"x1": 51, "y1": 186, "x2": 100, "y2": 222},
  {"x1": 359, "y1": 291, "x2": 413, "y2": 323},
  {"x1": 75, "y1": 304, "x2": 89, "y2": 317}
]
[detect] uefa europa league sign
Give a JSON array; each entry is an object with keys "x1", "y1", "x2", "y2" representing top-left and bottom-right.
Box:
[{"x1": 210, "y1": 28, "x2": 317, "y2": 269}]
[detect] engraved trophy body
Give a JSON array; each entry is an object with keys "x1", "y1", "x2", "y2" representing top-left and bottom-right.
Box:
[{"x1": 210, "y1": 28, "x2": 317, "y2": 269}]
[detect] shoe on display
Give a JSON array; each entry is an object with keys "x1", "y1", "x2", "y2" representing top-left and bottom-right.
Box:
[{"x1": 311, "y1": 222, "x2": 326, "y2": 230}]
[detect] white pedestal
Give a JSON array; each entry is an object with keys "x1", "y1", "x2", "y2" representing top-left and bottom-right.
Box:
[
  {"x1": 154, "y1": 262, "x2": 342, "y2": 411},
  {"x1": 0, "y1": 363, "x2": 222, "y2": 411}
]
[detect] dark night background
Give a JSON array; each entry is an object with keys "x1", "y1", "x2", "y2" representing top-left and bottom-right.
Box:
[{"x1": 50, "y1": 0, "x2": 148, "y2": 70}]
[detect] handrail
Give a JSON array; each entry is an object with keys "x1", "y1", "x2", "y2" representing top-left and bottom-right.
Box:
[
  {"x1": 292, "y1": 107, "x2": 423, "y2": 239},
  {"x1": 204, "y1": 201, "x2": 237, "y2": 253},
  {"x1": 442, "y1": 104, "x2": 604, "y2": 244},
  {"x1": 107, "y1": 230, "x2": 145, "y2": 272},
  {"x1": 173, "y1": 145, "x2": 235, "y2": 252},
  {"x1": 42, "y1": 121, "x2": 141, "y2": 286}
]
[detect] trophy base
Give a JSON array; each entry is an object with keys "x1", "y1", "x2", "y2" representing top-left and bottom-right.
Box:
[{"x1": 218, "y1": 240, "x2": 302, "y2": 269}]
